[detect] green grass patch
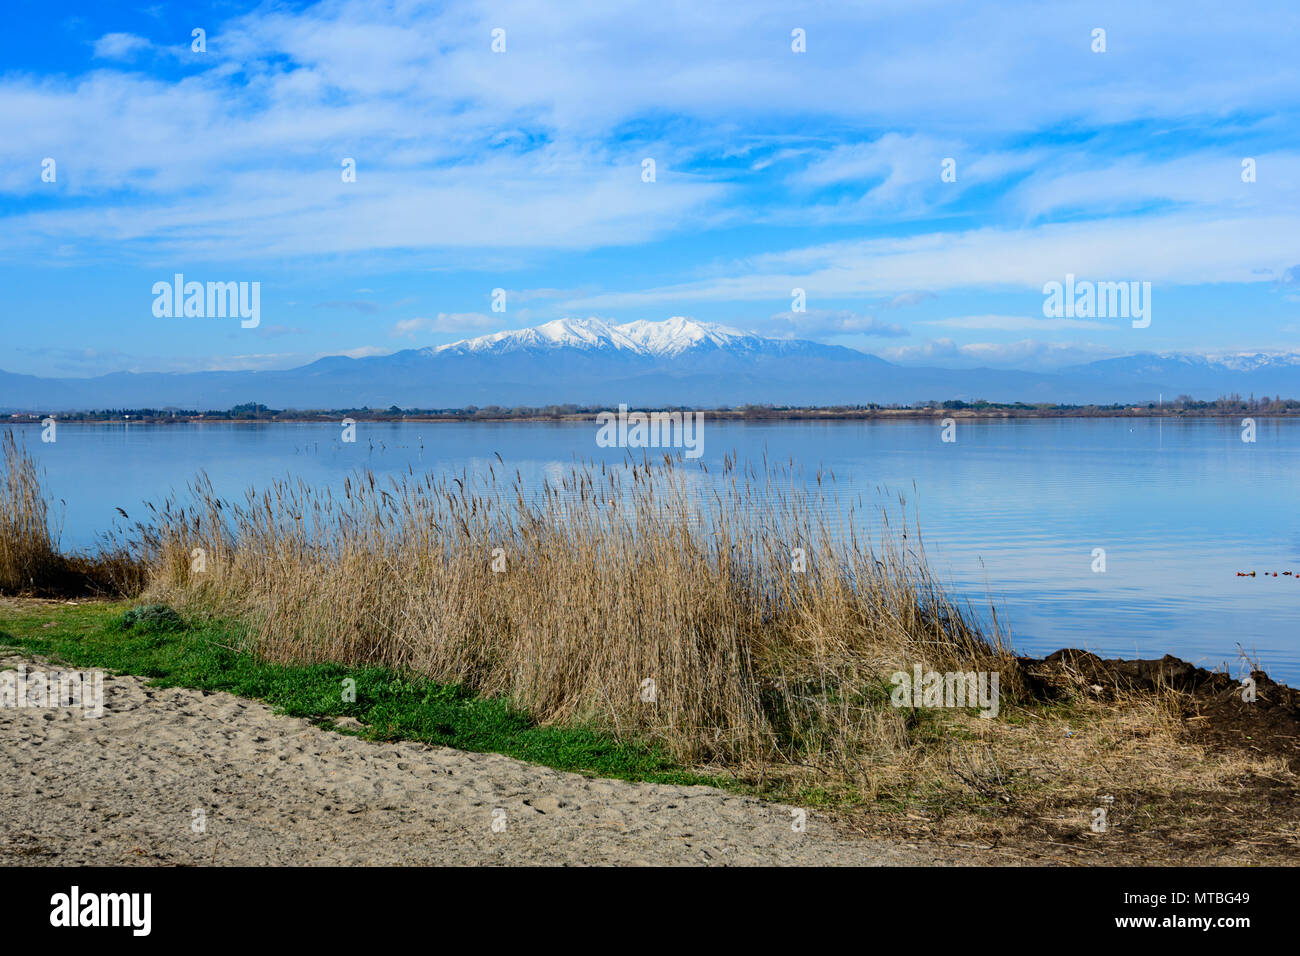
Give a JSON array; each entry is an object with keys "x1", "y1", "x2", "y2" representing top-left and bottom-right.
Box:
[{"x1": 0, "y1": 599, "x2": 722, "y2": 789}]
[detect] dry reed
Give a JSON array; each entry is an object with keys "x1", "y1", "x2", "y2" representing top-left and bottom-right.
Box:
[
  {"x1": 0, "y1": 431, "x2": 147, "y2": 596},
  {"x1": 0, "y1": 431, "x2": 63, "y2": 593},
  {"x1": 5, "y1": 431, "x2": 1288, "y2": 826},
  {"x1": 119, "y1": 449, "x2": 1019, "y2": 778}
]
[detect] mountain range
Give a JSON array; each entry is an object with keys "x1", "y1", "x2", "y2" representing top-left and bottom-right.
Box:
[{"x1": 2, "y1": 317, "x2": 1297, "y2": 411}]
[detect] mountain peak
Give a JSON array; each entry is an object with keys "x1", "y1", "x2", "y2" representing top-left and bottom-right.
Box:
[
  {"x1": 435, "y1": 316, "x2": 757, "y2": 358},
  {"x1": 617, "y1": 316, "x2": 754, "y2": 355}
]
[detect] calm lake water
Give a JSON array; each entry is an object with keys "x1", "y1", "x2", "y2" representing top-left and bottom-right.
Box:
[{"x1": 15, "y1": 418, "x2": 1300, "y2": 683}]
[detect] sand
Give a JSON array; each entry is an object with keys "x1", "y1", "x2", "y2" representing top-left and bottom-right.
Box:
[{"x1": 0, "y1": 654, "x2": 967, "y2": 866}]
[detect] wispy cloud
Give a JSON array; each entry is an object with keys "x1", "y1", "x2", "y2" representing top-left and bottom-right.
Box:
[
  {"x1": 769, "y1": 309, "x2": 908, "y2": 337},
  {"x1": 563, "y1": 212, "x2": 1300, "y2": 309},
  {"x1": 91, "y1": 32, "x2": 153, "y2": 60},
  {"x1": 878, "y1": 338, "x2": 1123, "y2": 370},
  {"x1": 3, "y1": 0, "x2": 1300, "y2": 375},
  {"x1": 391, "y1": 313, "x2": 499, "y2": 338},
  {"x1": 923, "y1": 314, "x2": 1113, "y2": 331}
]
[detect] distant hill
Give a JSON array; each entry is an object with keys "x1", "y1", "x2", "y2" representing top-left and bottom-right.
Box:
[{"x1": 2, "y1": 317, "x2": 1296, "y2": 412}]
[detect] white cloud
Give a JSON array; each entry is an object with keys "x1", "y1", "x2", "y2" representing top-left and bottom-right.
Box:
[
  {"x1": 789, "y1": 133, "x2": 1046, "y2": 220},
  {"x1": 3, "y1": 0, "x2": 1300, "y2": 377},
  {"x1": 883, "y1": 292, "x2": 935, "y2": 308},
  {"x1": 2, "y1": 0, "x2": 1297, "y2": 265},
  {"x1": 391, "y1": 313, "x2": 499, "y2": 338},
  {"x1": 564, "y1": 211, "x2": 1300, "y2": 309},
  {"x1": 923, "y1": 314, "x2": 1114, "y2": 331},
  {"x1": 1011, "y1": 151, "x2": 1300, "y2": 220},
  {"x1": 769, "y1": 309, "x2": 908, "y2": 337},
  {"x1": 878, "y1": 338, "x2": 1123, "y2": 370},
  {"x1": 91, "y1": 33, "x2": 153, "y2": 60}
]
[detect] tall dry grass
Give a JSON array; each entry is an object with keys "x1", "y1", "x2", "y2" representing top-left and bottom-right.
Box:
[
  {"x1": 7, "y1": 432, "x2": 1272, "y2": 823},
  {"x1": 0, "y1": 431, "x2": 147, "y2": 596},
  {"x1": 125, "y1": 451, "x2": 1020, "y2": 780},
  {"x1": 0, "y1": 431, "x2": 62, "y2": 592}
]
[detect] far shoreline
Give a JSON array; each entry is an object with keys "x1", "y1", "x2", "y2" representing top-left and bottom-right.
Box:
[{"x1": 5, "y1": 397, "x2": 1299, "y2": 425}]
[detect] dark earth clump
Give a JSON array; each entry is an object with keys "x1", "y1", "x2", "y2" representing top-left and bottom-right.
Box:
[{"x1": 1023, "y1": 648, "x2": 1300, "y2": 769}]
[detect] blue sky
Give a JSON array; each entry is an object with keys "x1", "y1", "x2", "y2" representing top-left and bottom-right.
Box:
[{"x1": 3, "y1": 0, "x2": 1300, "y2": 377}]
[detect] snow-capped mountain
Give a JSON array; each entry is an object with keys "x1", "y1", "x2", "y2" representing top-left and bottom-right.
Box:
[
  {"x1": 1059, "y1": 351, "x2": 1300, "y2": 397},
  {"x1": 433, "y1": 317, "x2": 786, "y2": 358},
  {"x1": 1202, "y1": 351, "x2": 1300, "y2": 373},
  {"x1": 432, "y1": 318, "x2": 643, "y2": 356},
  {"x1": 1, "y1": 318, "x2": 1298, "y2": 411},
  {"x1": 616, "y1": 317, "x2": 761, "y2": 356}
]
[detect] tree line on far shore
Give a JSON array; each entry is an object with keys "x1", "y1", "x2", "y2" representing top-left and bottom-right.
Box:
[{"x1": 5, "y1": 394, "x2": 1298, "y2": 423}]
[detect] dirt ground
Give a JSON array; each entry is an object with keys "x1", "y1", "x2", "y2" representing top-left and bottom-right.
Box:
[
  {"x1": 0, "y1": 653, "x2": 986, "y2": 866},
  {"x1": 3, "y1": 646, "x2": 1297, "y2": 866}
]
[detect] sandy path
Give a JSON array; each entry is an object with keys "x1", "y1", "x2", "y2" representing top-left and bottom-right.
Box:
[{"x1": 0, "y1": 654, "x2": 965, "y2": 866}]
